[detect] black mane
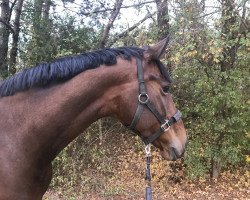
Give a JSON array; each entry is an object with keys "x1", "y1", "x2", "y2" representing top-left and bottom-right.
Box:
[
  {"x1": 0, "y1": 47, "x2": 145, "y2": 97},
  {"x1": 0, "y1": 46, "x2": 172, "y2": 97}
]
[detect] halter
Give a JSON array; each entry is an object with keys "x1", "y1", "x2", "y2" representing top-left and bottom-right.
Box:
[
  {"x1": 128, "y1": 58, "x2": 182, "y2": 145},
  {"x1": 127, "y1": 58, "x2": 183, "y2": 200}
]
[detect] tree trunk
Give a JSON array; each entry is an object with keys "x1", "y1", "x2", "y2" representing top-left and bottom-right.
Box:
[
  {"x1": 41, "y1": 0, "x2": 52, "y2": 44},
  {"x1": 32, "y1": 0, "x2": 43, "y2": 44},
  {"x1": 154, "y1": 0, "x2": 171, "y2": 71},
  {"x1": 221, "y1": 0, "x2": 238, "y2": 71},
  {"x1": 0, "y1": 0, "x2": 10, "y2": 78},
  {"x1": 209, "y1": 0, "x2": 240, "y2": 179},
  {"x1": 9, "y1": 0, "x2": 24, "y2": 75},
  {"x1": 155, "y1": 0, "x2": 169, "y2": 39},
  {"x1": 211, "y1": 159, "x2": 221, "y2": 179},
  {"x1": 43, "y1": 0, "x2": 51, "y2": 21}
]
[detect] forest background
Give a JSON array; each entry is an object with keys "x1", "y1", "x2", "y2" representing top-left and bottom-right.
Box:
[{"x1": 0, "y1": 0, "x2": 249, "y2": 199}]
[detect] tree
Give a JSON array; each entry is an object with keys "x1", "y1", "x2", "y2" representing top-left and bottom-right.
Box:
[
  {"x1": 0, "y1": 0, "x2": 10, "y2": 78},
  {"x1": 0, "y1": 0, "x2": 25, "y2": 77},
  {"x1": 23, "y1": 0, "x2": 56, "y2": 66},
  {"x1": 99, "y1": 0, "x2": 123, "y2": 48},
  {"x1": 155, "y1": 0, "x2": 169, "y2": 39},
  {"x1": 9, "y1": 0, "x2": 24, "y2": 75},
  {"x1": 170, "y1": 0, "x2": 249, "y2": 179}
]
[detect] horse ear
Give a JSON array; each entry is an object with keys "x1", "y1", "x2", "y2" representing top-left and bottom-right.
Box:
[{"x1": 143, "y1": 36, "x2": 170, "y2": 61}]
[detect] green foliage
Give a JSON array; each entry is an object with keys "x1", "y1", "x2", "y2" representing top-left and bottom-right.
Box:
[
  {"x1": 165, "y1": 0, "x2": 250, "y2": 178},
  {"x1": 172, "y1": 41, "x2": 249, "y2": 179},
  {"x1": 50, "y1": 119, "x2": 124, "y2": 191},
  {"x1": 184, "y1": 138, "x2": 210, "y2": 178},
  {"x1": 53, "y1": 16, "x2": 100, "y2": 55},
  {"x1": 19, "y1": 1, "x2": 99, "y2": 68},
  {"x1": 19, "y1": 0, "x2": 56, "y2": 66}
]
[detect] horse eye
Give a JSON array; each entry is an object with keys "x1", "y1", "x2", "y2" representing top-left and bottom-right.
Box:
[{"x1": 162, "y1": 85, "x2": 170, "y2": 94}]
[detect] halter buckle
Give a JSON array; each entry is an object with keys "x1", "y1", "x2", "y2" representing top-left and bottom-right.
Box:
[
  {"x1": 161, "y1": 120, "x2": 170, "y2": 132},
  {"x1": 138, "y1": 93, "x2": 149, "y2": 104}
]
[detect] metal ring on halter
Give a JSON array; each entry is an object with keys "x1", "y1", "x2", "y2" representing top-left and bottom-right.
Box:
[
  {"x1": 138, "y1": 93, "x2": 149, "y2": 104},
  {"x1": 160, "y1": 120, "x2": 170, "y2": 132}
]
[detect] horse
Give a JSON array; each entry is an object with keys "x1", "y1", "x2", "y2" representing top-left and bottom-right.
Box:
[{"x1": 0, "y1": 37, "x2": 187, "y2": 200}]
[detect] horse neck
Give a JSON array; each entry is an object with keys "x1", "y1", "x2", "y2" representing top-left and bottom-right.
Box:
[{"x1": 22, "y1": 58, "x2": 135, "y2": 161}]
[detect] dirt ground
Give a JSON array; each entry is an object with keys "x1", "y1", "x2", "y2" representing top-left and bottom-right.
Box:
[
  {"x1": 44, "y1": 168, "x2": 249, "y2": 200},
  {"x1": 43, "y1": 132, "x2": 249, "y2": 200}
]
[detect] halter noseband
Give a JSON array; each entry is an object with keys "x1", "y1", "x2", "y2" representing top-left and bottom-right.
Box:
[{"x1": 128, "y1": 58, "x2": 182, "y2": 145}]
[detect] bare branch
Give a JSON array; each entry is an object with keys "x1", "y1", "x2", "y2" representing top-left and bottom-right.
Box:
[
  {"x1": 108, "y1": 11, "x2": 156, "y2": 47},
  {"x1": 99, "y1": 0, "x2": 123, "y2": 48},
  {"x1": 79, "y1": 0, "x2": 154, "y2": 16},
  {"x1": 232, "y1": 0, "x2": 249, "y2": 30},
  {"x1": 0, "y1": 18, "x2": 15, "y2": 34},
  {"x1": 8, "y1": 0, "x2": 18, "y2": 22},
  {"x1": 197, "y1": 10, "x2": 221, "y2": 19}
]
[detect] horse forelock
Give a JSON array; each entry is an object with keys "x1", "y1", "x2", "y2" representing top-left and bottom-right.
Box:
[{"x1": 0, "y1": 47, "x2": 145, "y2": 97}]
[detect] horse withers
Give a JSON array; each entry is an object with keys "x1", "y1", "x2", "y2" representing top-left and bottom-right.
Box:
[{"x1": 0, "y1": 37, "x2": 187, "y2": 200}]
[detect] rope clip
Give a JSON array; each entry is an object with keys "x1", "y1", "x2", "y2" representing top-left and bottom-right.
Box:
[{"x1": 145, "y1": 144, "x2": 151, "y2": 157}]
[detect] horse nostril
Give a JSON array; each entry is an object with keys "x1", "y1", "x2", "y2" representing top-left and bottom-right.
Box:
[{"x1": 170, "y1": 147, "x2": 180, "y2": 161}]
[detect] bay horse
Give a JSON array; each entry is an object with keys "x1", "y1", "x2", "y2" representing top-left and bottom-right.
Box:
[{"x1": 0, "y1": 37, "x2": 187, "y2": 200}]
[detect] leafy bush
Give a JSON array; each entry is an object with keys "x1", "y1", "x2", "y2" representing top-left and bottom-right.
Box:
[{"x1": 172, "y1": 50, "x2": 249, "y2": 178}]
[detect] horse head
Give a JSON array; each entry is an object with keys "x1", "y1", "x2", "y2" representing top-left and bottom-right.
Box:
[{"x1": 116, "y1": 38, "x2": 188, "y2": 160}]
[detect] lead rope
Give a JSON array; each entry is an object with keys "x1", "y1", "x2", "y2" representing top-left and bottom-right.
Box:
[{"x1": 145, "y1": 144, "x2": 152, "y2": 200}]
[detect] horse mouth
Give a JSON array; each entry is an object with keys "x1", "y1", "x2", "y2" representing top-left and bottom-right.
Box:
[{"x1": 160, "y1": 147, "x2": 182, "y2": 161}]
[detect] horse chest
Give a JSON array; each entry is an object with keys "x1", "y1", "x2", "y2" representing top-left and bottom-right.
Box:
[{"x1": 0, "y1": 162, "x2": 52, "y2": 200}]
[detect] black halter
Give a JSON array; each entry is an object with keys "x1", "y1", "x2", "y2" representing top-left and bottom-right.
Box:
[{"x1": 128, "y1": 58, "x2": 182, "y2": 145}]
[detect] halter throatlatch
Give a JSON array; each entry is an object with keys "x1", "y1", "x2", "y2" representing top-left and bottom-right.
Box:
[{"x1": 128, "y1": 58, "x2": 182, "y2": 145}]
